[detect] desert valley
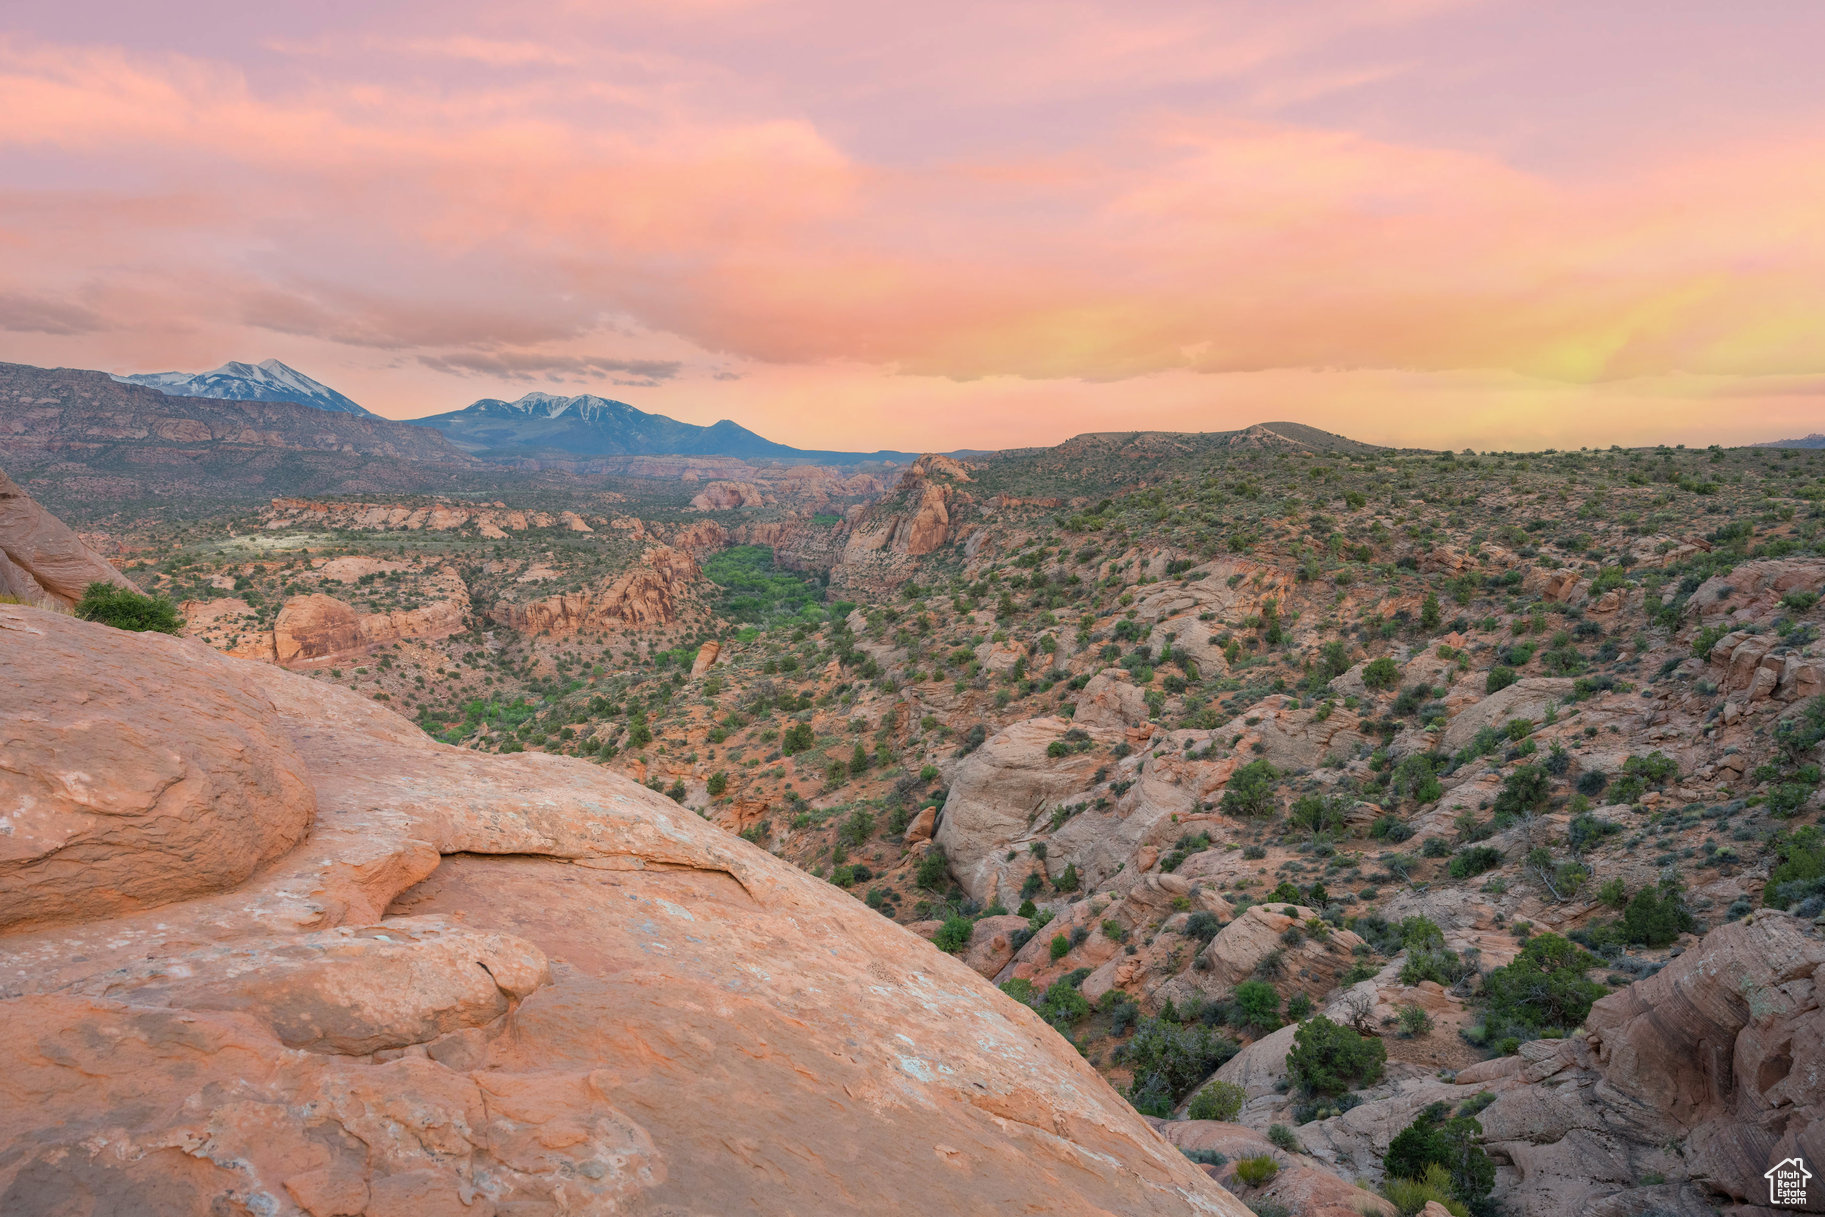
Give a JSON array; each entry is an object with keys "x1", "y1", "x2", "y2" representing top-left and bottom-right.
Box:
[{"x1": 4, "y1": 356, "x2": 1824, "y2": 1216}]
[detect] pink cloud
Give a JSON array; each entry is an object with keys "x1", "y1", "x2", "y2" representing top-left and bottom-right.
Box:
[{"x1": 0, "y1": 5, "x2": 1822, "y2": 449}]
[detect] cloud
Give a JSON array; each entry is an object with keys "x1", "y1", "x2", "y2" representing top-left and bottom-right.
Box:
[
  {"x1": 0, "y1": 9, "x2": 1823, "y2": 449},
  {"x1": 0, "y1": 292, "x2": 100, "y2": 335},
  {"x1": 417, "y1": 351, "x2": 684, "y2": 385}
]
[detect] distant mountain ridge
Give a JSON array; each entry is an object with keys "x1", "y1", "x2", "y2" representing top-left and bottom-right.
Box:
[
  {"x1": 414, "y1": 391, "x2": 917, "y2": 464},
  {"x1": 117, "y1": 359, "x2": 375, "y2": 417},
  {"x1": 0, "y1": 361, "x2": 482, "y2": 510},
  {"x1": 1756, "y1": 433, "x2": 1825, "y2": 449}
]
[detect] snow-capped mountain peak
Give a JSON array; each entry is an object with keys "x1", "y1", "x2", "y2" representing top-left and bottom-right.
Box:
[{"x1": 116, "y1": 359, "x2": 374, "y2": 417}]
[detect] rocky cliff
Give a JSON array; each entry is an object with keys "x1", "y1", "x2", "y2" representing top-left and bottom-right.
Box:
[
  {"x1": 0, "y1": 603, "x2": 1246, "y2": 1217},
  {"x1": 0, "y1": 466, "x2": 138, "y2": 606}
]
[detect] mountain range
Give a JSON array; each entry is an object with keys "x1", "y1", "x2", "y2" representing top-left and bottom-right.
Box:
[
  {"x1": 117, "y1": 359, "x2": 376, "y2": 417},
  {"x1": 414, "y1": 391, "x2": 916, "y2": 463}
]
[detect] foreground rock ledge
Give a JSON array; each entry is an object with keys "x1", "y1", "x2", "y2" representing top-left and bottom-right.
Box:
[{"x1": 0, "y1": 605, "x2": 1244, "y2": 1217}]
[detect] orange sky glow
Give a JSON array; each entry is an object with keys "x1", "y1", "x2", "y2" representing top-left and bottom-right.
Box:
[{"x1": 3, "y1": 1, "x2": 1823, "y2": 451}]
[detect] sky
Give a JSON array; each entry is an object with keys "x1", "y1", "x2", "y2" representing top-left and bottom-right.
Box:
[{"x1": 2, "y1": 0, "x2": 1824, "y2": 452}]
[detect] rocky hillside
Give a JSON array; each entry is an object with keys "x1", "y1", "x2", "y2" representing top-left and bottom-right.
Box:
[
  {"x1": 0, "y1": 602, "x2": 1254, "y2": 1216},
  {"x1": 0, "y1": 361, "x2": 481, "y2": 505},
  {"x1": 22, "y1": 429, "x2": 1825, "y2": 1216}
]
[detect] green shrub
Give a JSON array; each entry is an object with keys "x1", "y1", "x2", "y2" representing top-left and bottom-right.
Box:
[
  {"x1": 1267, "y1": 1123, "x2": 1301, "y2": 1153},
  {"x1": 1484, "y1": 664, "x2": 1517, "y2": 694},
  {"x1": 1692, "y1": 623, "x2": 1730, "y2": 660},
  {"x1": 1222, "y1": 760, "x2": 1281, "y2": 817},
  {"x1": 1285, "y1": 1015, "x2": 1386, "y2": 1096},
  {"x1": 706, "y1": 770, "x2": 729, "y2": 797},
  {"x1": 1123, "y1": 1017, "x2": 1239, "y2": 1117},
  {"x1": 1421, "y1": 593, "x2": 1442, "y2": 631},
  {"x1": 1767, "y1": 825, "x2": 1825, "y2": 909},
  {"x1": 1233, "y1": 1155, "x2": 1279, "y2": 1187},
  {"x1": 1447, "y1": 846, "x2": 1503, "y2": 879},
  {"x1": 999, "y1": 977, "x2": 1035, "y2": 1003},
  {"x1": 915, "y1": 846, "x2": 951, "y2": 891},
  {"x1": 1775, "y1": 697, "x2": 1825, "y2": 763},
  {"x1": 1050, "y1": 933, "x2": 1070, "y2": 961},
  {"x1": 837, "y1": 809, "x2": 875, "y2": 848},
  {"x1": 1035, "y1": 978, "x2": 1092, "y2": 1025},
  {"x1": 1232, "y1": 980, "x2": 1282, "y2": 1033},
  {"x1": 933, "y1": 915, "x2": 974, "y2": 953},
  {"x1": 1491, "y1": 764, "x2": 1551, "y2": 817},
  {"x1": 74, "y1": 582, "x2": 182, "y2": 634},
  {"x1": 1288, "y1": 793, "x2": 1349, "y2": 836},
  {"x1": 1184, "y1": 911, "x2": 1224, "y2": 943},
  {"x1": 1363, "y1": 656, "x2": 1401, "y2": 691},
  {"x1": 1383, "y1": 1164, "x2": 1468, "y2": 1217},
  {"x1": 1186, "y1": 1080, "x2": 1246, "y2": 1122},
  {"x1": 1479, "y1": 932, "x2": 1604, "y2": 1040},
  {"x1": 1619, "y1": 885, "x2": 1695, "y2": 946},
  {"x1": 1384, "y1": 1103, "x2": 1494, "y2": 1210},
  {"x1": 781, "y1": 722, "x2": 815, "y2": 755}
]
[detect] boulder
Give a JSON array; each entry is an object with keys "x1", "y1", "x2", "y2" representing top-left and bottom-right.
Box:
[
  {"x1": 0, "y1": 603, "x2": 1245, "y2": 1217},
  {"x1": 962, "y1": 914, "x2": 1032, "y2": 978},
  {"x1": 1074, "y1": 669, "x2": 1152, "y2": 730},
  {"x1": 934, "y1": 715, "x2": 1123, "y2": 903},
  {"x1": 0, "y1": 467, "x2": 138, "y2": 607},
  {"x1": 903, "y1": 805, "x2": 937, "y2": 845},
  {"x1": 1198, "y1": 904, "x2": 1367, "y2": 997},
  {"x1": 272, "y1": 585, "x2": 469, "y2": 669},
  {"x1": 0, "y1": 605, "x2": 315, "y2": 930}
]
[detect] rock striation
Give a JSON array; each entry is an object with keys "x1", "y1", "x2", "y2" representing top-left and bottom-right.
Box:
[
  {"x1": 0, "y1": 604, "x2": 1244, "y2": 1216},
  {"x1": 0, "y1": 466, "x2": 138, "y2": 607}
]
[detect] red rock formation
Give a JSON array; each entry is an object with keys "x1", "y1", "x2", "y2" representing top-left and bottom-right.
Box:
[
  {"x1": 1464, "y1": 912, "x2": 1825, "y2": 1217},
  {"x1": 493, "y1": 547, "x2": 698, "y2": 636},
  {"x1": 843, "y1": 455, "x2": 975, "y2": 563},
  {"x1": 0, "y1": 604, "x2": 1247, "y2": 1217},
  {"x1": 896, "y1": 479, "x2": 955, "y2": 555},
  {"x1": 668, "y1": 519, "x2": 729, "y2": 553},
  {"x1": 689, "y1": 480, "x2": 766, "y2": 510},
  {"x1": 270, "y1": 589, "x2": 470, "y2": 669},
  {"x1": 0, "y1": 467, "x2": 138, "y2": 607}
]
